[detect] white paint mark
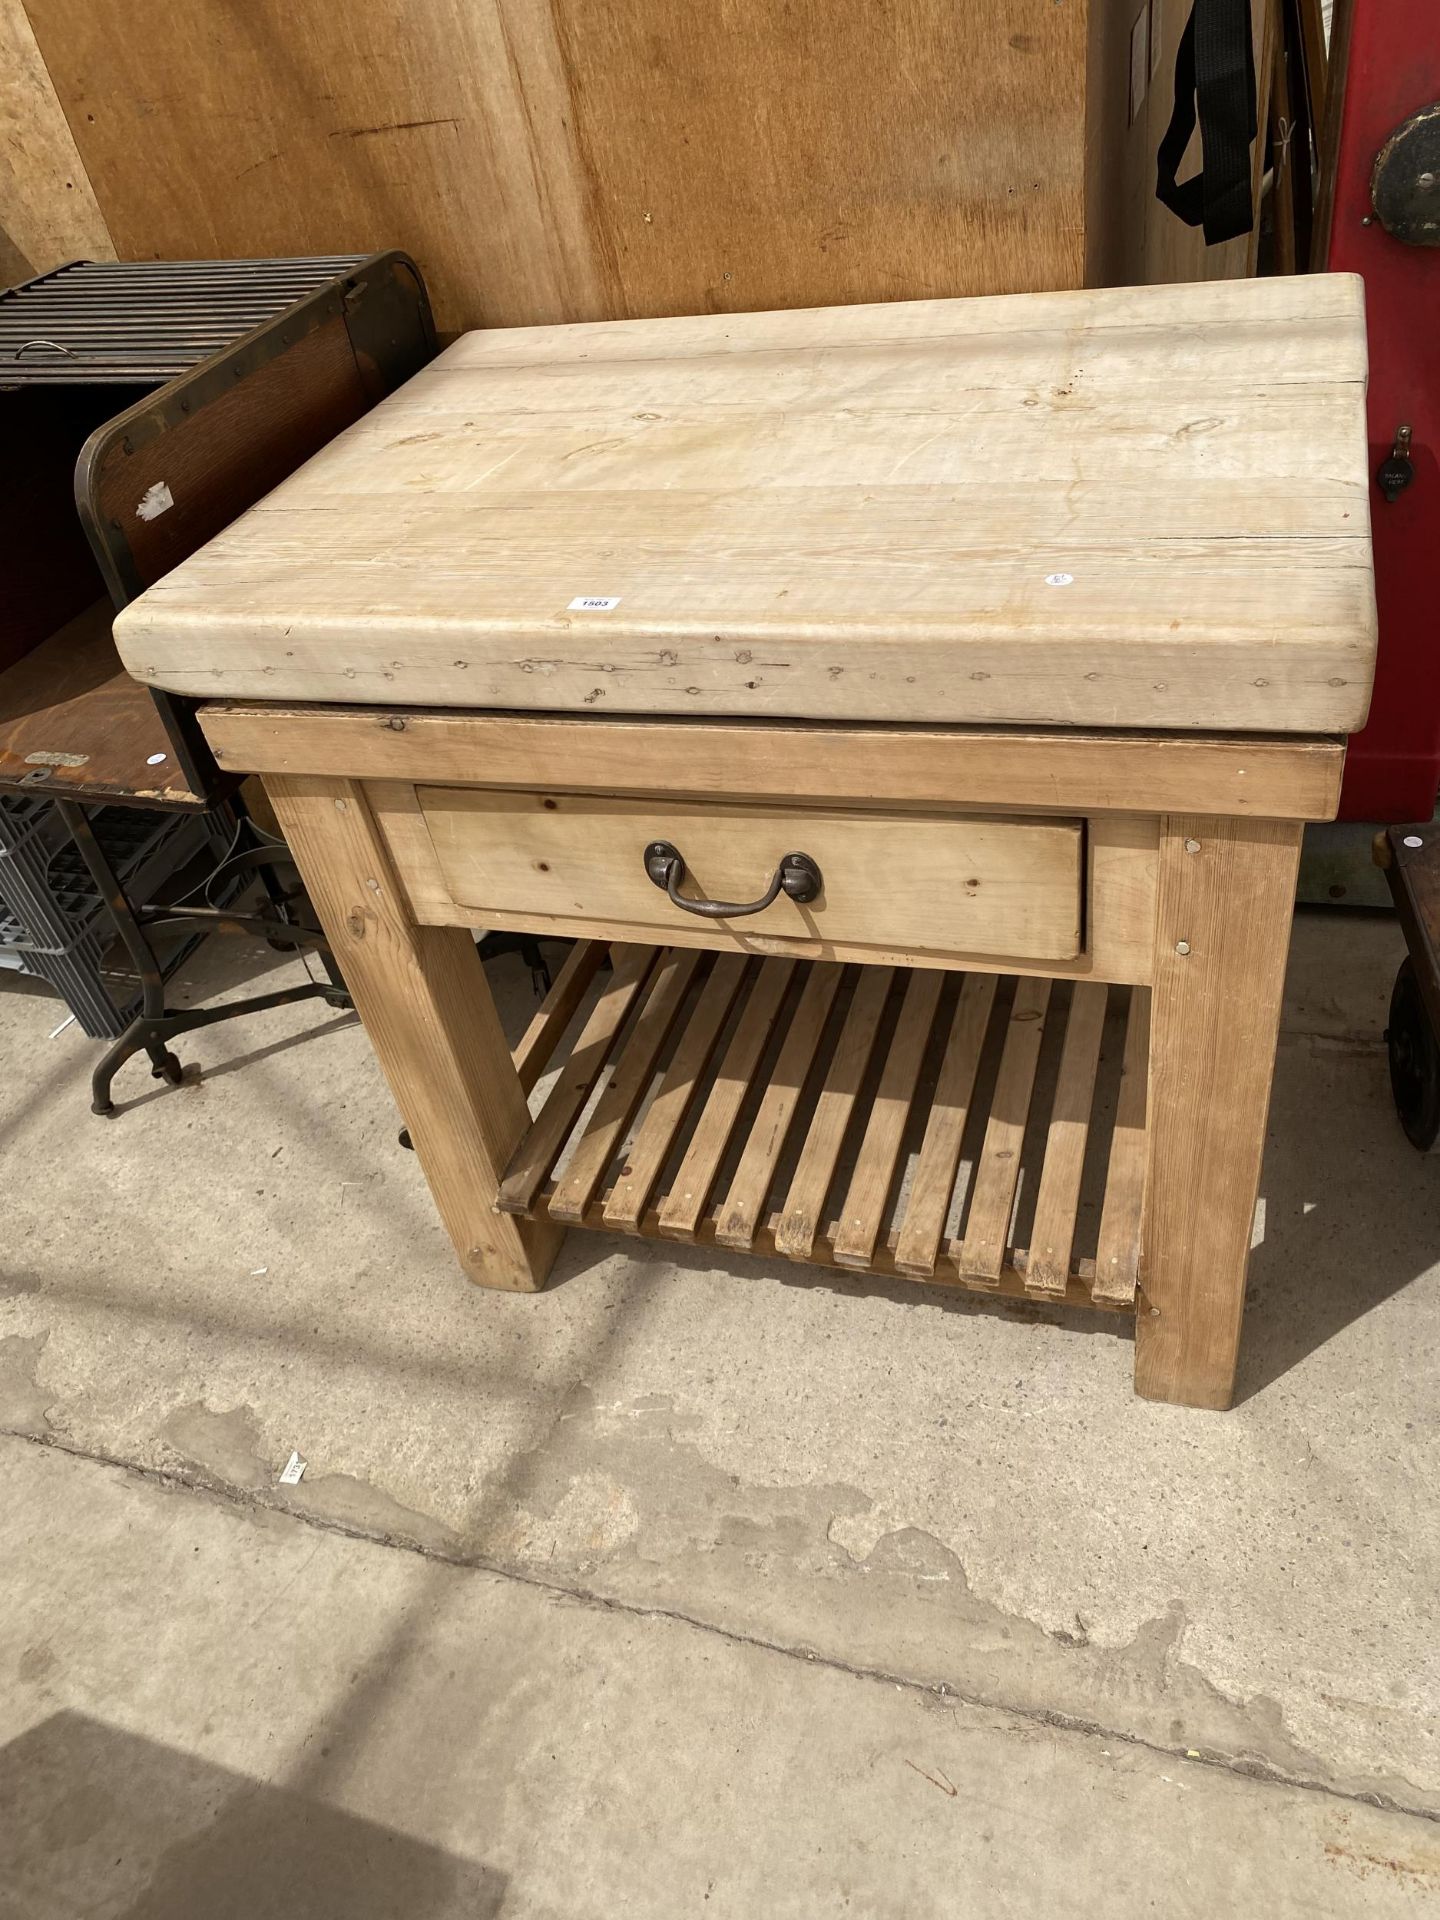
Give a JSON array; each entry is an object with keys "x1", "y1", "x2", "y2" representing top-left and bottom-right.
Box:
[
  {"x1": 249, "y1": 1266, "x2": 268, "y2": 1277},
  {"x1": 1404, "y1": 834, "x2": 1424, "y2": 848},
  {"x1": 136, "y1": 481, "x2": 174, "y2": 522},
  {"x1": 146, "y1": 752, "x2": 167, "y2": 766},
  {"x1": 278, "y1": 1450, "x2": 306, "y2": 1486},
  {"x1": 567, "y1": 595, "x2": 621, "y2": 611},
  {"x1": 1044, "y1": 572, "x2": 1075, "y2": 587}
]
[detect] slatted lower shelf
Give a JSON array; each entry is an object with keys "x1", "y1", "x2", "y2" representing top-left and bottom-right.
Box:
[{"x1": 500, "y1": 942, "x2": 1149, "y2": 1314}]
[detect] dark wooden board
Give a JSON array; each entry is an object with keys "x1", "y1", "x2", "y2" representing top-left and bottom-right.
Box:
[{"x1": 0, "y1": 598, "x2": 204, "y2": 807}]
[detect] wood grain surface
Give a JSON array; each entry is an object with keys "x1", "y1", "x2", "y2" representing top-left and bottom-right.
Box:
[
  {"x1": 24, "y1": 0, "x2": 1109, "y2": 333},
  {"x1": 121, "y1": 277, "x2": 1376, "y2": 733},
  {"x1": 201, "y1": 708, "x2": 1348, "y2": 823}
]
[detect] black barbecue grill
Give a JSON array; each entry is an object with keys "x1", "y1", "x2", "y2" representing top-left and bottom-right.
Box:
[{"x1": 0, "y1": 257, "x2": 371, "y2": 384}]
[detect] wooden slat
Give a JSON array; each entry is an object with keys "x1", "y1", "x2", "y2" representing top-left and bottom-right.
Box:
[
  {"x1": 656, "y1": 958, "x2": 796, "y2": 1240},
  {"x1": 715, "y1": 962, "x2": 844, "y2": 1250},
  {"x1": 548, "y1": 948, "x2": 702, "y2": 1223},
  {"x1": 512, "y1": 940, "x2": 608, "y2": 1097},
  {"x1": 1092, "y1": 989, "x2": 1152, "y2": 1305},
  {"x1": 561, "y1": 1191, "x2": 1133, "y2": 1315},
  {"x1": 832, "y1": 967, "x2": 946, "y2": 1269},
  {"x1": 1023, "y1": 983, "x2": 1110, "y2": 1295},
  {"x1": 893, "y1": 973, "x2": 998, "y2": 1277},
  {"x1": 773, "y1": 967, "x2": 895, "y2": 1259},
  {"x1": 497, "y1": 945, "x2": 656, "y2": 1214},
  {"x1": 956, "y1": 977, "x2": 1053, "y2": 1284},
  {"x1": 603, "y1": 953, "x2": 749, "y2": 1231}
]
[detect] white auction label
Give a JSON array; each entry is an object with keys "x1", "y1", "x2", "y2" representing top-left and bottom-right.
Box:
[{"x1": 567, "y1": 595, "x2": 621, "y2": 611}]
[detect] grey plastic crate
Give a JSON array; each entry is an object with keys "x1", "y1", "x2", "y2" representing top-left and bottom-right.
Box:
[{"x1": 0, "y1": 793, "x2": 226, "y2": 1037}]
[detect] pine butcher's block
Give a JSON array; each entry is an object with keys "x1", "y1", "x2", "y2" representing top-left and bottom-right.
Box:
[
  {"x1": 113, "y1": 276, "x2": 1376, "y2": 734},
  {"x1": 122, "y1": 275, "x2": 1380, "y2": 1413}
]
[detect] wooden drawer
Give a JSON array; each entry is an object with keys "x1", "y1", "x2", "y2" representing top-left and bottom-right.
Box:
[{"x1": 416, "y1": 788, "x2": 1085, "y2": 964}]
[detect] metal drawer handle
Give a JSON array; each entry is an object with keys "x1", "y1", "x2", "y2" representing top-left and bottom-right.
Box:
[{"x1": 642, "y1": 840, "x2": 822, "y2": 919}]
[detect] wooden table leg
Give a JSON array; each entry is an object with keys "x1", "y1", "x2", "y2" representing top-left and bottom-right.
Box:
[
  {"x1": 265, "y1": 773, "x2": 563, "y2": 1293},
  {"x1": 1135, "y1": 816, "x2": 1302, "y2": 1409}
]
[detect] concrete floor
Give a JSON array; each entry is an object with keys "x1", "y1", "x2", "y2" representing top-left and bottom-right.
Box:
[{"x1": 3, "y1": 907, "x2": 1439, "y2": 1914}]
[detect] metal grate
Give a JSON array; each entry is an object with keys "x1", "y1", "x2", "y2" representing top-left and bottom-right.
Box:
[{"x1": 0, "y1": 256, "x2": 366, "y2": 386}]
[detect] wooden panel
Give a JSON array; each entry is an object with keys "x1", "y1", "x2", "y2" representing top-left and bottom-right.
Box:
[
  {"x1": 0, "y1": 599, "x2": 203, "y2": 807},
  {"x1": 548, "y1": 0, "x2": 1090, "y2": 317},
  {"x1": 418, "y1": 787, "x2": 1085, "y2": 966},
  {"x1": 88, "y1": 317, "x2": 369, "y2": 595},
  {"x1": 656, "y1": 959, "x2": 794, "y2": 1240},
  {"x1": 206, "y1": 707, "x2": 1349, "y2": 823},
  {"x1": 833, "y1": 967, "x2": 945, "y2": 1269},
  {"x1": 120, "y1": 279, "x2": 1376, "y2": 734},
  {"x1": 263, "y1": 774, "x2": 560, "y2": 1291},
  {"x1": 22, "y1": 0, "x2": 604, "y2": 336},
  {"x1": 773, "y1": 968, "x2": 894, "y2": 1260},
  {"x1": 496, "y1": 944, "x2": 655, "y2": 1215},
  {"x1": 26, "y1": 1, "x2": 1100, "y2": 338},
  {"x1": 0, "y1": 0, "x2": 112, "y2": 285},
  {"x1": 1134, "y1": 817, "x2": 1301, "y2": 1408},
  {"x1": 715, "y1": 962, "x2": 843, "y2": 1251},
  {"x1": 957, "y1": 977, "x2": 1053, "y2": 1284},
  {"x1": 1024, "y1": 983, "x2": 1110, "y2": 1295},
  {"x1": 893, "y1": 974, "x2": 999, "y2": 1278}
]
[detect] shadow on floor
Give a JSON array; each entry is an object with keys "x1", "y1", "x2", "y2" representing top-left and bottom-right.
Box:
[
  {"x1": 1235, "y1": 1025, "x2": 1440, "y2": 1403},
  {"x1": 0, "y1": 1711, "x2": 505, "y2": 1920}
]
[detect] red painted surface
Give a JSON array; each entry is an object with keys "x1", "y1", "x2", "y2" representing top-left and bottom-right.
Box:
[{"x1": 1328, "y1": 0, "x2": 1440, "y2": 819}]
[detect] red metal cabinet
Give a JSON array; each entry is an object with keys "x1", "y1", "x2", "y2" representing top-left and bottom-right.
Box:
[{"x1": 1325, "y1": 0, "x2": 1440, "y2": 819}]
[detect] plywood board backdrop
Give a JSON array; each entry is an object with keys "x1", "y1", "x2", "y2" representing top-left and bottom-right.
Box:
[
  {"x1": 0, "y1": 0, "x2": 111, "y2": 285},
  {"x1": 21, "y1": 0, "x2": 1128, "y2": 332}
]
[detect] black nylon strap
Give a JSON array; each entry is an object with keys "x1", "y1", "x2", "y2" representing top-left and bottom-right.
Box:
[{"x1": 1155, "y1": 0, "x2": 1258, "y2": 245}]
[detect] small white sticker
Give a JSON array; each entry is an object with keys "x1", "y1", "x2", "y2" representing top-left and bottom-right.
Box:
[
  {"x1": 1044, "y1": 572, "x2": 1075, "y2": 587},
  {"x1": 136, "y1": 481, "x2": 174, "y2": 522},
  {"x1": 146, "y1": 752, "x2": 167, "y2": 766},
  {"x1": 278, "y1": 1450, "x2": 306, "y2": 1485},
  {"x1": 567, "y1": 595, "x2": 621, "y2": 611},
  {"x1": 1404, "y1": 834, "x2": 1425, "y2": 848}
]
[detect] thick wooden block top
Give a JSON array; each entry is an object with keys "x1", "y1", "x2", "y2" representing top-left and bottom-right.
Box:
[{"x1": 115, "y1": 276, "x2": 1377, "y2": 735}]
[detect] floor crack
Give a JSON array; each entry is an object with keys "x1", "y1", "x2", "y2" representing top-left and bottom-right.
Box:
[{"x1": 8, "y1": 1422, "x2": 1439, "y2": 1829}]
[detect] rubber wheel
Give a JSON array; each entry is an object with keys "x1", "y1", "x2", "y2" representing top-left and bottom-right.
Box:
[
  {"x1": 150, "y1": 1051, "x2": 185, "y2": 1087},
  {"x1": 1386, "y1": 957, "x2": 1440, "y2": 1151}
]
